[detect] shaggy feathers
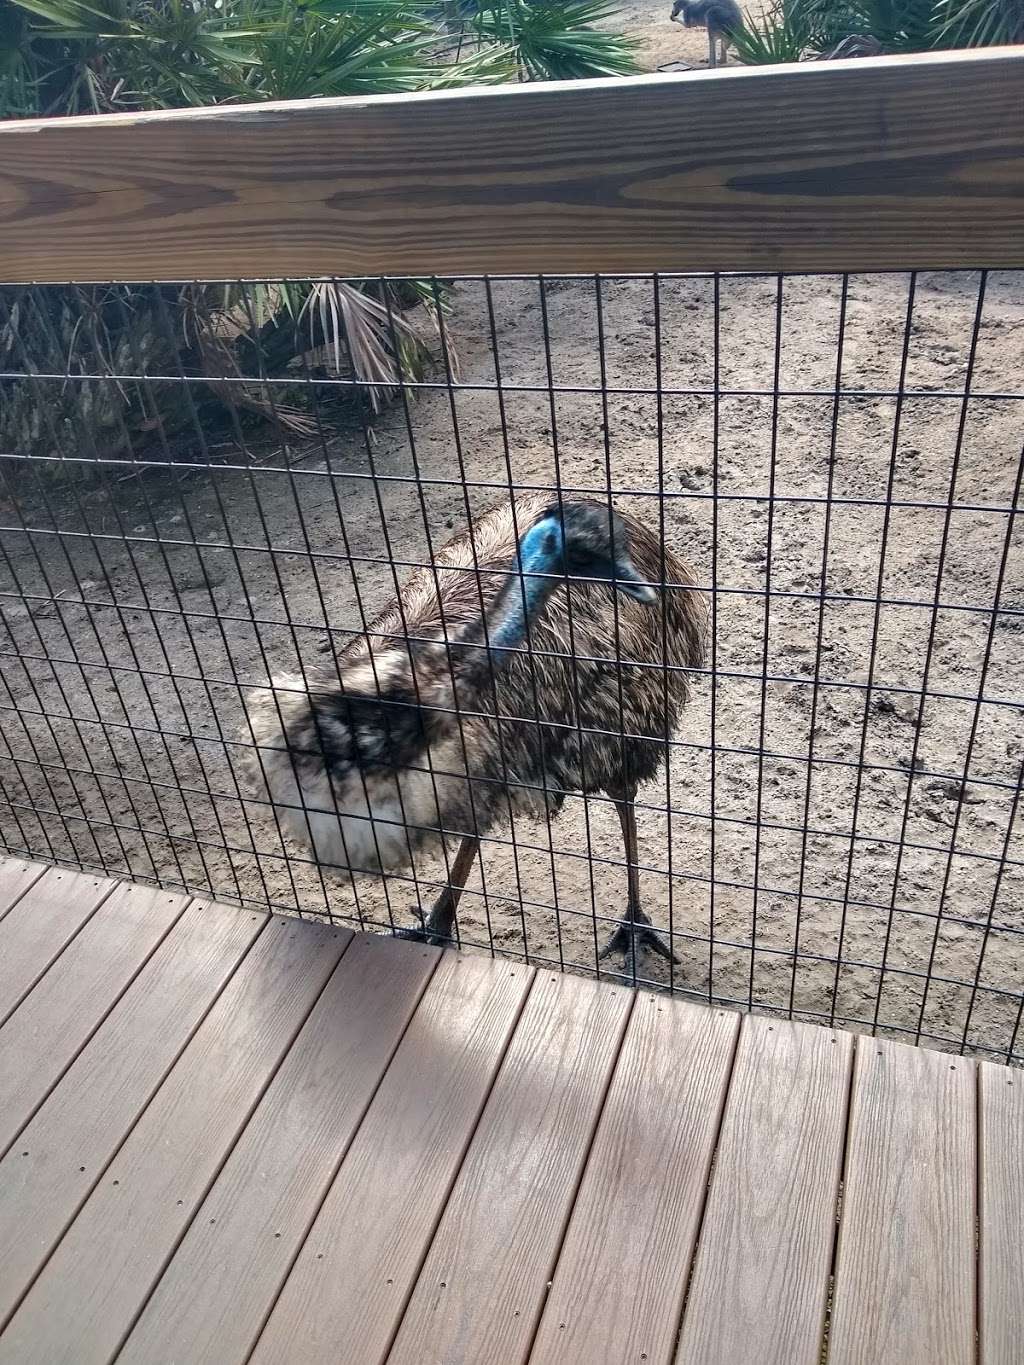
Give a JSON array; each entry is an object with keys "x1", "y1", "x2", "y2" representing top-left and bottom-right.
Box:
[{"x1": 246, "y1": 494, "x2": 706, "y2": 894}]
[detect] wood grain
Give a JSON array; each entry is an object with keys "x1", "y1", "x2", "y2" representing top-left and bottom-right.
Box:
[
  {"x1": 0, "y1": 897, "x2": 263, "y2": 1329},
  {"x1": 978, "y1": 1061, "x2": 1022, "y2": 1365},
  {"x1": 0, "y1": 50, "x2": 1022, "y2": 282},
  {"x1": 385, "y1": 971, "x2": 632, "y2": 1365},
  {"x1": 530, "y1": 996, "x2": 739, "y2": 1365},
  {"x1": 251, "y1": 950, "x2": 533, "y2": 1365},
  {"x1": 0, "y1": 881, "x2": 188, "y2": 1159},
  {"x1": 828, "y1": 1037, "x2": 976, "y2": 1365},
  {"x1": 0, "y1": 916, "x2": 349, "y2": 1365},
  {"x1": 0, "y1": 867, "x2": 111, "y2": 1024},
  {"x1": 118, "y1": 932, "x2": 439, "y2": 1365},
  {"x1": 675, "y1": 1015, "x2": 853, "y2": 1365},
  {"x1": 0, "y1": 856, "x2": 46, "y2": 925}
]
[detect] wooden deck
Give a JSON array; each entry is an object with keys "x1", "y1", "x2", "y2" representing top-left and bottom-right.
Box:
[{"x1": 0, "y1": 855, "x2": 1019, "y2": 1365}]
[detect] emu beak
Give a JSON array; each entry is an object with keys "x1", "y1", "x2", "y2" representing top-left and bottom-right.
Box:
[{"x1": 614, "y1": 560, "x2": 658, "y2": 604}]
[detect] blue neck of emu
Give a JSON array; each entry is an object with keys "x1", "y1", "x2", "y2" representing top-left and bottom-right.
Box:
[{"x1": 487, "y1": 515, "x2": 564, "y2": 654}]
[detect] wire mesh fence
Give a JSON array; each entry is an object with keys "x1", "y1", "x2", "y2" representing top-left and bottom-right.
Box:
[{"x1": 0, "y1": 268, "x2": 1020, "y2": 1062}]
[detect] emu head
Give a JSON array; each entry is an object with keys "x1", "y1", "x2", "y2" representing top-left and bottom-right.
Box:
[
  {"x1": 527, "y1": 502, "x2": 657, "y2": 603},
  {"x1": 454, "y1": 500, "x2": 657, "y2": 671}
]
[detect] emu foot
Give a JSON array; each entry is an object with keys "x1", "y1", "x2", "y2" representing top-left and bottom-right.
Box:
[
  {"x1": 394, "y1": 922, "x2": 445, "y2": 948},
  {"x1": 599, "y1": 911, "x2": 679, "y2": 977},
  {"x1": 393, "y1": 908, "x2": 456, "y2": 948}
]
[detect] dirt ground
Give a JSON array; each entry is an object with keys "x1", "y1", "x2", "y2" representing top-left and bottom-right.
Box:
[{"x1": 0, "y1": 7, "x2": 1021, "y2": 1059}]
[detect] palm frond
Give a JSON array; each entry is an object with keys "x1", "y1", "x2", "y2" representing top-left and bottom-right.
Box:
[
  {"x1": 934, "y1": 0, "x2": 1024, "y2": 45},
  {"x1": 424, "y1": 41, "x2": 517, "y2": 84},
  {"x1": 472, "y1": 0, "x2": 639, "y2": 79},
  {"x1": 299, "y1": 280, "x2": 441, "y2": 412},
  {"x1": 729, "y1": 0, "x2": 818, "y2": 63}
]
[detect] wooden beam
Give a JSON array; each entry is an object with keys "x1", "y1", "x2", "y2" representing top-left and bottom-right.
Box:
[{"x1": 0, "y1": 49, "x2": 1022, "y2": 283}]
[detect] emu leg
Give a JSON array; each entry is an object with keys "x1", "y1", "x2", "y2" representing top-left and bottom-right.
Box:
[
  {"x1": 397, "y1": 834, "x2": 479, "y2": 947},
  {"x1": 720, "y1": 35, "x2": 728, "y2": 65},
  {"x1": 598, "y1": 792, "x2": 679, "y2": 977},
  {"x1": 707, "y1": 29, "x2": 717, "y2": 67}
]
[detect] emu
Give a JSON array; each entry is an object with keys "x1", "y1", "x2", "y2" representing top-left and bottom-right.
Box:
[
  {"x1": 670, "y1": 0, "x2": 743, "y2": 67},
  {"x1": 247, "y1": 496, "x2": 706, "y2": 974}
]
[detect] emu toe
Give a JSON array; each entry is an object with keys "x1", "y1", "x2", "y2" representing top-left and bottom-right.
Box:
[
  {"x1": 599, "y1": 911, "x2": 679, "y2": 976},
  {"x1": 393, "y1": 912, "x2": 457, "y2": 948}
]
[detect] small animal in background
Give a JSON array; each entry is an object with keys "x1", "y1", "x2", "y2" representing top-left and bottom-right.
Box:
[
  {"x1": 247, "y1": 496, "x2": 706, "y2": 976},
  {"x1": 671, "y1": 0, "x2": 743, "y2": 67}
]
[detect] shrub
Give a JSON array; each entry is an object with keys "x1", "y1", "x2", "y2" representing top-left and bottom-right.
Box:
[{"x1": 730, "y1": 0, "x2": 1023, "y2": 64}]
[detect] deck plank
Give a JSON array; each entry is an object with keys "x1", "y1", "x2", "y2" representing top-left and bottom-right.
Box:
[
  {"x1": 828, "y1": 1037, "x2": 975, "y2": 1365},
  {"x1": 385, "y1": 971, "x2": 632, "y2": 1365},
  {"x1": 0, "y1": 916, "x2": 350, "y2": 1365},
  {"x1": 675, "y1": 1015, "x2": 853, "y2": 1365},
  {"x1": 118, "y1": 933, "x2": 440, "y2": 1365},
  {"x1": 0, "y1": 867, "x2": 111, "y2": 1024},
  {"x1": 251, "y1": 951, "x2": 533, "y2": 1365},
  {"x1": 0, "y1": 882, "x2": 189, "y2": 1158},
  {"x1": 0, "y1": 898, "x2": 264, "y2": 1329},
  {"x1": 0, "y1": 856, "x2": 46, "y2": 925},
  {"x1": 530, "y1": 995, "x2": 740, "y2": 1365},
  {"x1": 0, "y1": 859, "x2": 1002, "y2": 1365},
  {"x1": 978, "y1": 1062, "x2": 1021, "y2": 1365}
]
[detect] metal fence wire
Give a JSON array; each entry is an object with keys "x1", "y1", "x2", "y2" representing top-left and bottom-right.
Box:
[{"x1": 0, "y1": 269, "x2": 1020, "y2": 1063}]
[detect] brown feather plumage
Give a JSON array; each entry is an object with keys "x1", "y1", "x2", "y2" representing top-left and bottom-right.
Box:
[{"x1": 246, "y1": 495, "x2": 706, "y2": 923}]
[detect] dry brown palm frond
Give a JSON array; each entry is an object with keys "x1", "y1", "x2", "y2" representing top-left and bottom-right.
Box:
[
  {"x1": 62, "y1": 288, "x2": 130, "y2": 405},
  {"x1": 419, "y1": 287, "x2": 462, "y2": 384},
  {"x1": 187, "y1": 298, "x2": 320, "y2": 440},
  {"x1": 300, "y1": 280, "x2": 441, "y2": 413}
]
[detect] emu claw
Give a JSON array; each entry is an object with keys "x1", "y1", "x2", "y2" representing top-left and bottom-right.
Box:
[
  {"x1": 599, "y1": 916, "x2": 679, "y2": 977},
  {"x1": 393, "y1": 917, "x2": 452, "y2": 948}
]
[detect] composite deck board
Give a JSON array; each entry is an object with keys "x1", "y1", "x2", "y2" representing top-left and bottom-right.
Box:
[
  {"x1": 0, "y1": 882, "x2": 189, "y2": 1159},
  {"x1": 0, "y1": 855, "x2": 1015, "y2": 1365},
  {"x1": 0, "y1": 917, "x2": 350, "y2": 1365},
  {"x1": 0, "y1": 867, "x2": 110, "y2": 1024},
  {"x1": 386, "y1": 971, "x2": 633, "y2": 1365},
  {"x1": 0, "y1": 898, "x2": 264, "y2": 1329},
  {"x1": 979, "y1": 1062, "x2": 1024, "y2": 1365},
  {"x1": 530, "y1": 995, "x2": 740, "y2": 1365},
  {"x1": 828, "y1": 1037, "x2": 976, "y2": 1365},
  {"x1": 675, "y1": 1016, "x2": 853, "y2": 1365},
  {"x1": 0, "y1": 856, "x2": 45, "y2": 925},
  {"x1": 118, "y1": 933, "x2": 440, "y2": 1365},
  {"x1": 251, "y1": 952, "x2": 534, "y2": 1365},
  {"x1": 979, "y1": 1062, "x2": 1023, "y2": 1365}
]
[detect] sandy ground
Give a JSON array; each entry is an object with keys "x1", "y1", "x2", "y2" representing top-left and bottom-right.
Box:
[{"x1": 0, "y1": 5, "x2": 1021, "y2": 1059}]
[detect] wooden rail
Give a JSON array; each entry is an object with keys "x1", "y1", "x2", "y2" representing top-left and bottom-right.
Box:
[{"x1": 0, "y1": 48, "x2": 1022, "y2": 283}]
